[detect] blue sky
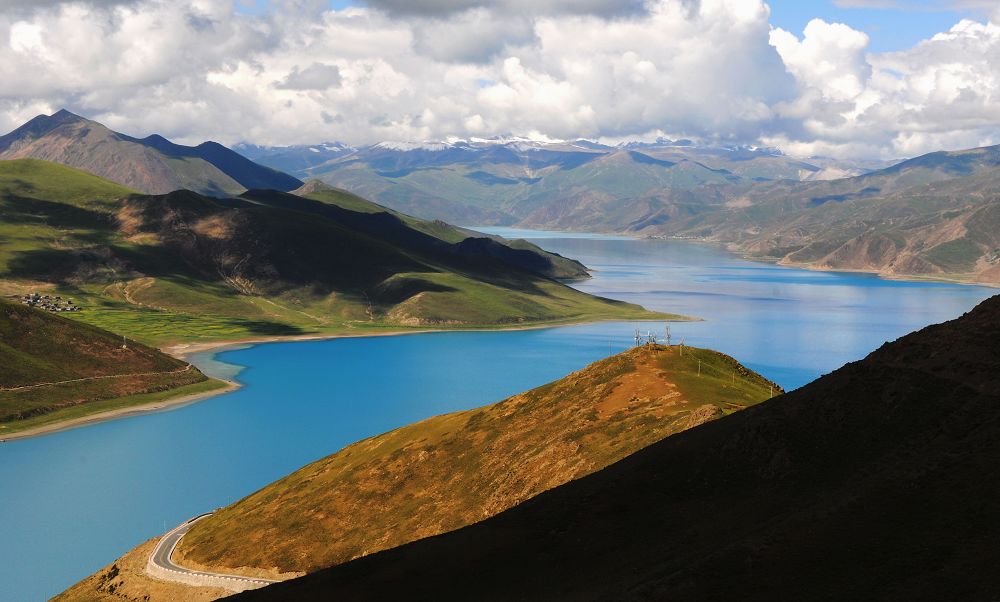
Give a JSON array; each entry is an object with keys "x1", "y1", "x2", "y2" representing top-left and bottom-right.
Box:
[
  {"x1": 766, "y1": 0, "x2": 988, "y2": 52},
  {"x1": 239, "y1": 0, "x2": 987, "y2": 53}
]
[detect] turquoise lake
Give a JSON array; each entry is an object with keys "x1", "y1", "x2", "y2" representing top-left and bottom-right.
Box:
[{"x1": 1, "y1": 231, "x2": 995, "y2": 600}]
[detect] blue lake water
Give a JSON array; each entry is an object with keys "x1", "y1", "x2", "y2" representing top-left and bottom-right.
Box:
[{"x1": 1, "y1": 232, "x2": 995, "y2": 600}]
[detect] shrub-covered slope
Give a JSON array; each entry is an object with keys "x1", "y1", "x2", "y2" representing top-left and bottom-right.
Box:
[{"x1": 0, "y1": 298, "x2": 212, "y2": 434}]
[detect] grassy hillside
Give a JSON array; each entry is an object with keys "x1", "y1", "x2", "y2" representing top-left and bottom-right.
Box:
[
  {"x1": 0, "y1": 298, "x2": 219, "y2": 437},
  {"x1": 177, "y1": 344, "x2": 777, "y2": 575},
  {"x1": 0, "y1": 159, "x2": 136, "y2": 281},
  {"x1": 0, "y1": 159, "x2": 671, "y2": 347},
  {"x1": 231, "y1": 295, "x2": 1000, "y2": 602},
  {"x1": 57, "y1": 344, "x2": 778, "y2": 600},
  {"x1": 0, "y1": 110, "x2": 301, "y2": 197},
  {"x1": 0, "y1": 157, "x2": 136, "y2": 205}
]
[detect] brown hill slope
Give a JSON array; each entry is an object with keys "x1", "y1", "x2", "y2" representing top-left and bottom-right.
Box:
[
  {"x1": 177, "y1": 344, "x2": 777, "y2": 575},
  {"x1": 0, "y1": 110, "x2": 301, "y2": 196},
  {"x1": 660, "y1": 145, "x2": 1000, "y2": 285},
  {"x1": 56, "y1": 344, "x2": 778, "y2": 601},
  {"x1": 232, "y1": 295, "x2": 1000, "y2": 602}
]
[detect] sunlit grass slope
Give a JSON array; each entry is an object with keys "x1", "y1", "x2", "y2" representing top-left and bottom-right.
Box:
[{"x1": 175, "y1": 344, "x2": 779, "y2": 577}]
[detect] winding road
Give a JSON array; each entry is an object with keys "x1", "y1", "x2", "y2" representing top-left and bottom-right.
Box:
[{"x1": 147, "y1": 513, "x2": 279, "y2": 592}]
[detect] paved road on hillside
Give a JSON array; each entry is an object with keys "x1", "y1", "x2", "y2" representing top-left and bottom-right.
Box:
[{"x1": 149, "y1": 513, "x2": 280, "y2": 588}]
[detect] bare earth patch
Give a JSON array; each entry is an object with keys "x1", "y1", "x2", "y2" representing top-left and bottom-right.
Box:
[{"x1": 54, "y1": 539, "x2": 231, "y2": 602}]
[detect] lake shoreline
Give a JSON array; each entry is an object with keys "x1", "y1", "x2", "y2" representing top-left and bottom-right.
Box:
[
  {"x1": 162, "y1": 315, "x2": 699, "y2": 361},
  {"x1": 3, "y1": 316, "x2": 696, "y2": 443},
  {"x1": 775, "y1": 259, "x2": 1000, "y2": 289},
  {"x1": 651, "y1": 235, "x2": 1000, "y2": 289},
  {"x1": 0, "y1": 379, "x2": 240, "y2": 442}
]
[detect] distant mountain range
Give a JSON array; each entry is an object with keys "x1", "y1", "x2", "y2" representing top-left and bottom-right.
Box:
[
  {"x1": 658, "y1": 144, "x2": 1000, "y2": 285},
  {"x1": 5, "y1": 111, "x2": 995, "y2": 285},
  {"x1": 234, "y1": 141, "x2": 355, "y2": 175},
  {"x1": 0, "y1": 110, "x2": 302, "y2": 197},
  {"x1": 228, "y1": 293, "x2": 1000, "y2": 602},
  {"x1": 244, "y1": 135, "x2": 1000, "y2": 285},
  {"x1": 238, "y1": 137, "x2": 890, "y2": 227}
]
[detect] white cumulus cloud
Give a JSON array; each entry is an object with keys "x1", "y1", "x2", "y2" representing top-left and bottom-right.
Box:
[
  {"x1": 0, "y1": 0, "x2": 996, "y2": 159},
  {"x1": 767, "y1": 15, "x2": 1000, "y2": 158}
]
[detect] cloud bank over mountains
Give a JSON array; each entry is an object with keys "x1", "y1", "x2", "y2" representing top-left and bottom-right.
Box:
[{"x1": 0, "y1": 0, "x2": 998, "y2": 158}]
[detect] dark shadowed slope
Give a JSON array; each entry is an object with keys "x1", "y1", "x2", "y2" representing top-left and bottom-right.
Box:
[
  {"x1": 0, "y1": 110, "x2": 301, "y2": 196},
  {"x1": 288, "y1": 180, "x2": 590, "y2": 279},
  {"x1": 134, "y1": 135, "x2": 302, "y2": 192},
  {"x1": 233, "y1": 295, "x2": 1000, "y2": 602}
]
